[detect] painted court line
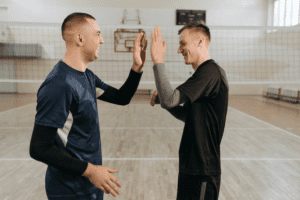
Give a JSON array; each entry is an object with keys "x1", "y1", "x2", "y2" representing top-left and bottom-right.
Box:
[
  {"x1": 229, "y1": 107, "x2": 300, "y2": 140},
  {"x1": 0, "y1": 103, "x2": 34, "y2": 115},
  {"x1": 0, "y1": 127, "x2": 277, "y2": 130},
  {"x1": 0, "y1": 127, "x2": 185, "y2": 130},
  {"x1": 1, "y1": 158, "x2": 300, "y2": 161},
  {"x1": 221, "y1": 158, "x2": 300, "y2": 161},
  {"x1": 101, "y1": 127, "x2": 183, "y2": 130}
]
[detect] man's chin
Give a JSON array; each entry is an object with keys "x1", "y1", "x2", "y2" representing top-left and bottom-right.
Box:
[
  {"x1": 88, "y1": 56, "x2": 98, "y2": 62},
  {"x1": 93, "y1": 54, "x2": 98, "y2": 60},
  {"x1": 185, "y1": 60, "x2": 190, "y2": 65}
]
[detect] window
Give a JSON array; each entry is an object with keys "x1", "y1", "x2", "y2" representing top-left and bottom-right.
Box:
[{"x1": 274, "y1": 0, "x2": 300, "y2": 26}]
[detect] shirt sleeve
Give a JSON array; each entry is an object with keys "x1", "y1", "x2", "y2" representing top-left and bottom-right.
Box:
[
  {"x1": 176, "y1": 65, "x2": 221, "y2": 103},
  {"x1": 29, "y1": 124, "x2": 88, "y2": 176},
  {"x1": 35, "y1": 80, "x2": 73, "y2": 128},
  {"x1": 97, "y1": 69, "x2": 143, "y2": 105},
  {"x1": 153, "y1": 63, "x2": 189, "y2": 109},
  {"x1": 94, "y1": 73, "x2": 109, "y2": 98}
]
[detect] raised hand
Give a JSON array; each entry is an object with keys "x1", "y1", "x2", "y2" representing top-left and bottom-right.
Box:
[
  {"x1": 133, "y1": 32, "x2": 148, "y2": 68},
  {"x1": 151, "y1": 26, "x2": 166, "y2": 65}
]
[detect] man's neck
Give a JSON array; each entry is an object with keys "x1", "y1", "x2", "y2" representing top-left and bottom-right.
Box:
[
  {"x1": 63, "y1": 54, "x2": 89, "y2": 72},
  {"x1": 192, "y1": 55, "x2": 210, "y2": 71}
]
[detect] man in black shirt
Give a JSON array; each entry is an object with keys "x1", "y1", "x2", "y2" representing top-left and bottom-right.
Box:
[{"x1": 150, "y1": 23, "x2": 229, "y2": 200}]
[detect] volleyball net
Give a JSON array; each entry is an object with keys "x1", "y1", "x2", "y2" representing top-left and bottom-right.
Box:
[{"x1": 0, "y1": 22, "x2": 299, "y2": 94}]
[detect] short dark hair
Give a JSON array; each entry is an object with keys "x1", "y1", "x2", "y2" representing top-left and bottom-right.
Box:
[
  {"x1": 178, "y1": 22, "x2": 211, "y2": 42},
  {"x1": 61, "y1": 12, "x2": 96, "y2": 41}
]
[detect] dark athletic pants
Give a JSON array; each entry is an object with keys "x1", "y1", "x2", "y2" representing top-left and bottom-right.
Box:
[{"x1": 177, "y1": 172, "x2": 221, "y2": 200}]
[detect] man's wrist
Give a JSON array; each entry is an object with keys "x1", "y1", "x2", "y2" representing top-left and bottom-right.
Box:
[
  {"x1": 82, "y1": 162, "x2": 94, "y2": 178},
  {"x1": 132, "y1": 64, "x2": 143, "y2": 73},
  {"x1": 153, "y1": 59, "x2": 164, "y2": 65}
]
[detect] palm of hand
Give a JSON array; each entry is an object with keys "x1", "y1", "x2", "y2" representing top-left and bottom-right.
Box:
[
  {"x1": 133, "y1": 33, "x2": 148, "y2": 67},
  {"x1": 150, "y1": 26, "x2": 166, "y2": 63}
]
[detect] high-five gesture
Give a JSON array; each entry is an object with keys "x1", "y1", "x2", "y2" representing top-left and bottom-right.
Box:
[
  {"x1": 151, "y1": 26, "x2": 166, "y2": 65},
  {"x1": 133, "y1": 32, "x2": 148, "y2": 68}
]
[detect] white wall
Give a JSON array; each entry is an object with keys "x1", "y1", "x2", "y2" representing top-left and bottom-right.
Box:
[{"x1": 0, "y1": 0, "x2": 269, "y2": 26}]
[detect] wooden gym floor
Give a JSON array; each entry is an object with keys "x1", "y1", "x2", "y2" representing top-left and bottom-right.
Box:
[{"x1": 0, "y1": 94, "x2": 299, "y2": 199}]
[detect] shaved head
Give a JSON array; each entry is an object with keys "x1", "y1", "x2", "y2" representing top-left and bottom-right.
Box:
[
  {"x1": 188, "y1": 28, "x2": 210, "y2": 47},
  {"x1": 62, "y1": 13, "x2": 96, "y2": 44},
  {"x1": 179, "y1": 23, "x2": 211, "y2": 48}
]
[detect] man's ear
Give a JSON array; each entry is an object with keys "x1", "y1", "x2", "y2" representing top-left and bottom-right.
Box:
[
  {"x1": 196, "y1": 37, "x2": 203, "y2": 49},
  {"x1": 195, "y1": 35, "x2": 202, "y2": 46},
  {"x1": 75, "y1": 33, "x2": 84, "y2": 47}
]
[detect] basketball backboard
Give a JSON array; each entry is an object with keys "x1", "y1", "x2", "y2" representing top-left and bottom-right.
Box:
[{"x1": 114, "y1": 29, "x2": 145, "y2": 53}]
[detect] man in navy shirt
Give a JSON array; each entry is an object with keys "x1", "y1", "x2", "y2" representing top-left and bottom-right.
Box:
[
  {"x1": 29, "y1": 12, "x2": 147, "y2": 200},
  {"x1": 150, "y1": 24, "x2": 229, "y2": 200}
]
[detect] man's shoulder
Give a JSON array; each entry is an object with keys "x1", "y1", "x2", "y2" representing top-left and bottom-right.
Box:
[
  {"x1": 40, "y1": 63, "x2": 71, "y2": 91},
  {"x1": 194, "y1": 60, "x2": 222, "y2": 77},
  {"x1": 196, "y1": 59, "x2": 216, "y2": 69}
]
